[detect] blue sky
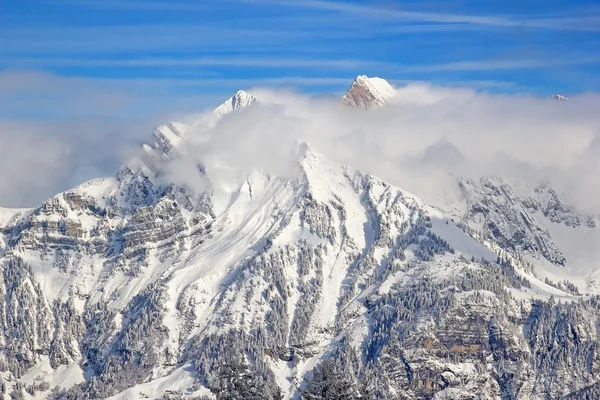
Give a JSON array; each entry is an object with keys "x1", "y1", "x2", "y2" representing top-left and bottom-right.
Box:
[
  {"x1": 0, "y1": 0, "x2": 599, "y2": 207},
  {"x1": 1, "y1": 0, "x2": 600, "y2": 118}
]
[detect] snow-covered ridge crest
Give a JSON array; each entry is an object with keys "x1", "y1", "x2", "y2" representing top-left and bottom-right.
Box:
[
  {"x1": 213, "y1": 89, "x2": 258, "y2": 116},
  {"x1": 341, "y1": 74, "x2": 397, "y2": 108}
]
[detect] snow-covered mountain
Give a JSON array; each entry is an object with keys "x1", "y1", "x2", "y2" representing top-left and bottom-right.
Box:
[
  {"x1": 0, "y1": 77, "x2": 599, "y2": 400},
  {"x1": 552, "y1": 94, "x2": 568, "y2": 101},
  {"x1": 213, "y1": 90, "x2": 257, "y2": 117},
  {"x1": 341, "y1": 75, "x2": 397, "y2": 108}
]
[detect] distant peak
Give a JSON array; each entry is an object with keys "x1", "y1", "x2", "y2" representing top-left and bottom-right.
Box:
[
  {"x1": 552, "y1": 94, "x2": 568, "y2": 101},
  {"x1": 342, "y1": 75, "x2": 396, "y2": 108},
  {"x1": 213, "y1": 89, "x2": 258, "y2": 116}
]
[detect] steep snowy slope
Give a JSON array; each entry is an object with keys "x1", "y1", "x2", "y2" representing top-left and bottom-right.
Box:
[{"x1": 0, "y1": 81, "x2": 599, "y2": 400}]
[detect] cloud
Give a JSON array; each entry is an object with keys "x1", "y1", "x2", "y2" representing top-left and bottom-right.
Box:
[
  {"x1": 1, "y1": 24, "x2": 310, "y2": 55},
  {"x1": 7, "y1": 55, "x2": 599, "y2": 78},
  {"x1": 0, "y1": 70, "x2": 350, "y2": 207},
  {"x1": 0, "y1": 70, "x2": 359, "y2": 120},
  {"x1": 2, "y1": 69, "x2": 600, "y2": 216},
  {"x1": 5, "y1": 56, "x2": 388, "y2": 70},
  {"x1": 0, "y1": 117, "x2": 165, "y2": 207},
  {"x1": 0, "y1": 122, "x2": 71, "y2": 207},
  {"x1": 0, "y1": 70, "x2": 248, "y2": 118},
  {"x1": 55, "y1": 0, "x2": 600, "y2": 31},
  {"x1": 157, "y1": 83, "x2": 600, "y2": 215},
  {"x1": 230, "y1": 0, "x2": 600, "y2": 31},
  {"x1": 50, "y1": 0, "x2": 218, "y2": 11},
  {"x1": 0, "y1": 70, "x2": 209, "y2": 207},
  {"x1": 408, "y1": 56, "x2": 600, "y2": 72}
]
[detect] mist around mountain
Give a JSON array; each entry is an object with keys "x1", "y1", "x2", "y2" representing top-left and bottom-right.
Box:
[{"x1": 0, "y1": 76, "x2": 600, "y2": 399}]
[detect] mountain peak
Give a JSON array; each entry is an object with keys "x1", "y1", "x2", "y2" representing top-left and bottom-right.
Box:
[
  {"x1": 213, "y1": 89, "x2": 258, "y2": 116},
  {"x1": 341, "y1": 75, "x2": 397, "y2": 108},
  {"x1": 552, "y1": 94, "x2": 568, "y2": 101}
]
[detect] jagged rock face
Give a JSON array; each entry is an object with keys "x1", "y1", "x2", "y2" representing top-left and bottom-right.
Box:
[
  {"x1": 529, "y1": 181, "x2": 589, "y2": 228},
  {"x1": 341, "y1": 75, "x2": 397, "y2": 108},
  {"x1": 0, "y1": 87, "x2": 599, "y2": 399},
  {"x1": 450, "y1": 177, "x2": 598, "y2": 271},
  {"x1": 455, "y1": 178, "x2": 567, "y2": 266}
]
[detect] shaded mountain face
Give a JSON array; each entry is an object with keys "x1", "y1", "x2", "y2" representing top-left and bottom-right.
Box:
[{"x1": 0, "y1": 78, "x2": 599, "y2": 400}]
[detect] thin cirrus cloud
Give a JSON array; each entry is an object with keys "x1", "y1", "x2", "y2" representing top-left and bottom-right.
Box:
[
  {"x1": 51, "y1": 0, "x2": 600, "y2": 31},
  {"x1": 3, "y1": 1, "x2": 598, "y2": 97},
  {"x1": 224, "y1": 0, "x2": 600, "y2": 31},
  {"x1": 3, "y1": 56, "x2": 391, "y2": 70},
  {"x1": 0, "y1": 70, "x2": 356, "y2": 118},
  {"x1": 6, "y1": 55, "x2": 600, "y2": 74},
  {"x1": 0, "y1": 25, "x2": 310, "y2": 55},
  {"x1": 402, "y1": 56, "x2": 600, "y2": 73}
]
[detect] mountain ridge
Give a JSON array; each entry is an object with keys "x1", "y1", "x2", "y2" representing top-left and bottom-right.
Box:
[{"x1": 0, "y1": 76, "x2": 599, "y2": 399}]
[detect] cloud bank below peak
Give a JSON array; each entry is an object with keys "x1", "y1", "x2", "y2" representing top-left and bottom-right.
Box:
[
  {"x1": 1, "y1": 73, "x2": 600, "y2": 216},
  {"x1": 170, "y1": 77, "x2": 600, "y2": 214}
]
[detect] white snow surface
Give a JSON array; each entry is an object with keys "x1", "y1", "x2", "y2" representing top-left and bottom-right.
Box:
[
  {"x1": 19, "y1": 357, "x2": 85, "y2": 399},
  {"x1": 107, "y1": 365, "x2": 214, "y2": 400}
]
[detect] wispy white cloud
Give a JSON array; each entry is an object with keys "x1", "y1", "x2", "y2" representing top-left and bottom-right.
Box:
[
  {"x1": 0, "y1": 25, "x2": 309, "y2": 55},
  {"x1": 3, "y1": 21, "x2": 497, "y2": 59},
  {"x1": 225, "y1": 0, "x2": 600, "y2": 31},
  {"x1": 3, "y1": 56, "x2": 389, "y2": 70},
  {"x1": 407, "y1": 56, "x2": 600, "y2": 72},
  {"x1": 52, "y1": 0, "x2": 600, "y2": 31},
  {"x1": 159, "y1": 83, "x2": 600, "y2": 215},
  {"x1": 390, "y1": 79, "x2": 516, "y2": 89},
  {"x1": 0, "y1": 70, "x2": 220, "y2": 118},
  {"x1": 0, "y1": 70, "x2": 356, "y2": 118},
  {"x1": 7, "y1": 54, "x2": 600, "y2": 74},
  {"x1": 43, "y1": 0, "x2": 215, "y2": 11}
]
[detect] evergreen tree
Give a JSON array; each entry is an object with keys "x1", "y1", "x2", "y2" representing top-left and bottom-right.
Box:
[
  {"x1": 211, "y1": 358, "x2": 283, "y2": 400},
  {"x1": 302, "y1": 359, "x2": 361, "y2": 400}
]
